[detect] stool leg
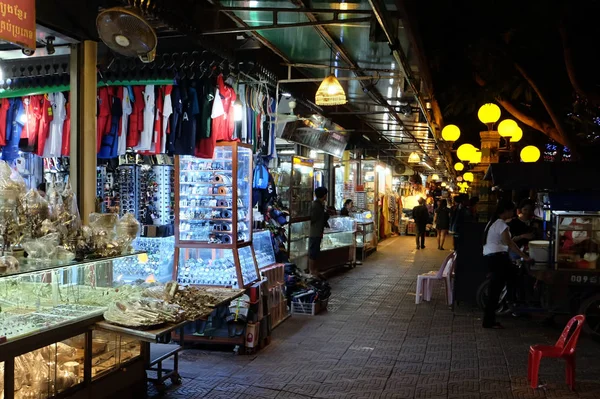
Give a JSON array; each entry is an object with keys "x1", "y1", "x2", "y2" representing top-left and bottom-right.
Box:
[
  {"x1": 530, "y1": 352, "x2": 542, "y2": 389},
  {"x1": 565, "y1": 356, "x2": 576, "y2": 391}
]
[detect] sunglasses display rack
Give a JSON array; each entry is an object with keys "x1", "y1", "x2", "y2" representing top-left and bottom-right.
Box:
[
  {"x1": 112, "y1": 236, "x2": 175, "y2": 283},
  {"x1": 152, "y1": 165, "x2": 175, "y2": 226},
  {"x1": 174, "y1": 142, "x2": 259, "y2": 289},
  {"x1": 117, "y1": 164, "x2": 141, "y2": 219},
  {"x1": 97, "y1": 166, "x2": 107, "y2": 213}
]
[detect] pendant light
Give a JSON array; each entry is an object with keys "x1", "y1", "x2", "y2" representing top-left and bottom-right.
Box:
[
  {"x1": 407, "y1": 152, "x2": 420, "y2": 163},
  {"x1": 315, "y1": 49, "x2": 347, "y2": 106}
]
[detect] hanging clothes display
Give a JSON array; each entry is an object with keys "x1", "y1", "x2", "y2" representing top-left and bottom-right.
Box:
[
  {"x1": 0, "y1": 98, "x2": 10, "y2": 147},
  {"x1": 118, "y1": 86, "x2": 132, "y2": 156},
  {"x1": 166, "y1": 85, "x2": 183, "y2": 154},
  {"x1": 127, "y1": 85, "x2": 145, "y2": 148},
  {"x1": 97, "y1": 87, "x2": 112, "y2": 152},
  {"x1": 161, "y1": 85, "x2": 173, "y2": 154},
  {"x1": 42, "y1": 92, "x2": 67, "y2": 158},
  {"x1": 134, "y1": 85, "x2": 155, "y2": 151},
  {"x1": 61, "y1": 101, "x2": 71, "y2": 157},
  {"x1": 98, "y1": 88, "x2": 122, "y2": 159}
]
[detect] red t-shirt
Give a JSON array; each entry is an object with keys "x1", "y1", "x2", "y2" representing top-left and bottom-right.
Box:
[
  {"x1": 36, "y1": 94, "x2": 54, "y2": 156},
  {"x1": 0, "y1": 98, "x2": 10, "y2": 146},
  {"x1": 97, "y1": 87, "x2": 112, "y2": 152},
  {"x1": 127, "y1": 86, "x2": 145, "y2": 148},
  {"x1": 61, "y1": 102, "x2": 71, "y2": 156},
  {"x1": 24, "y1": 95, "x2": 43, "y2": 145}
]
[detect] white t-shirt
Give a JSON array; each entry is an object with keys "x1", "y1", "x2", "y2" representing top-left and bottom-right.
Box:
[
  {"x1": 118, "y1": 87, "x2": 132, "y2": 156},
  {"x1": 134, "y1": 85, "x2": 155, "y2": 151},
  {"x1": 43, "y1": 92, "x2": 66, "y2": 157},
  {"x1": 161, "y1": 89, "x2": 173, "y2": 154},
  {"x1": 483, "y1": 219, "x2": 510, "y2": 255}
]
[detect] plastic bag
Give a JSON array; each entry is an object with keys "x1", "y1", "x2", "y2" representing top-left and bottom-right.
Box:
[
  {"x1": 22, "y1": 233, "x2": 60, "y2": 261},
  {"x1": 61, "y1": 183, "x2": 81, "y2": 233},
  {"x1": 116, "y1": 213, "x2": 140, "y2": 254},
  {"x1": 89, "y1": 213, "x2": 121, "y2": 257},
  {"x1": 46, "y1": 183, "x2": 64, "y2": 222},
  {"x1": 21, "y1": 189, "x2": 50, "y2": 239},
  {"x1": 0, "y1": 255, "x2": 19, "y2": 272}
]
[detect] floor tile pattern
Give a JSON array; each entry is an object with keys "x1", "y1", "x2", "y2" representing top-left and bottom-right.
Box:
[{"x1": 149, "y1": 236, "x2": 600, "y2": 398}]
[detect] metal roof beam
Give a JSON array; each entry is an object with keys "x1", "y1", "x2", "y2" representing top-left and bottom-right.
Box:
[
  {"x1": 217, "y1": 6, "x2": 373, "y2": 15},
  {"x1": 200, "y1": 17, "x2": 371, "y2": 35}
]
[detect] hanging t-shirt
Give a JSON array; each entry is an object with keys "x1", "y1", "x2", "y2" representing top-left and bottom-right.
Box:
[
  {"x1": 0, "y1": 98, "x2": 10, "y2": 146},
  {"x1": 212, "y1": 74, "x2": 236, "y2": 142},
  {"x1": 36, "y1": 94, "x2": 53, "y2": 156},
  {"x1": 166, "y1": 85, "x2": 183, "y2": 154},
  {"x1": 195, "y1": 86, "x2": 224, "y2": 158},
  {"x1": 134, "y1": 85, "x2": 155, "y2": 151},
  {"x1": 61, "y1": 101, "x2": 71, "y2": 157},
  {"x1": 173, "y1": 86, "x2": 199, "y2": 155},
  {"x1": 118, "y1": 86, "x2": 132, "y2": 156},
  {"x1": 98, "y1": 89, "x2": 123, "y2": 159},
  {"x1": 161, "y1": 85, "x2": 173, "y2": 154},
  {"x1": 20, "y1": 95, "x2": 42, "y2": 152},
  {"x1": 197, "y1": 79, "x2": 215, "y2": 140},
  {"x1": 97, "y1": 87, "x2": 112, "y2": 153},
  {"x1": 127, "y1": 85, "x2": 145, "y2": 148},
  {"x1": 2, "y1": 98, "x2": 25, "y2": 162},
  {"x1": 42, "y1": 92, "x2": 66, "y2": 158}
]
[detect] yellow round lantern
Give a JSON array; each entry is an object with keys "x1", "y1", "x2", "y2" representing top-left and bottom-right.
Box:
[
  {"x1": 456, "y1": 144, "x2": 476, "y2": 162},
  {"x1": 441, "y1": 182, "x2": 447, "y2": 187},
  {"x1": 463, "y1": 172, "x2": 474, "y2": 182},
  {"x1": 520, "y1": 145, "x2": 541, "y2": 162},
  {"x1": 454, "y1": 162, "x2": 465, "y2": 171},
  {"x1": 478, "y1": 103, "x2": 501, "y2": 124},
  {"x1": 470, "y1": 151, "x2": 482, "y2": 164},
  {"x1": 497, "y1": 119, "x2": 518, "y2": 137},
  {"x1": 441, "y1": 124, "x2": 461, "y2": 142},
  {"x1": 510, "y1": 126, "x2": 523, "y2": 142}
]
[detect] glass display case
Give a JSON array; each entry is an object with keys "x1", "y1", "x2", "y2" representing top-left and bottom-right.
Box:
[
  {"x1": 322, "y1": 217, "x2": 356, "y2": 251},
  {"x1": 554, "y1": 212, "x2": 600, "y2": 270},
  {"x1": 286, "y1": 220, "x2": 310, "y2": 269},
  {"x1": 0, "y1": 254, "x2": 145, "y2": 399},
  {"x1": 361, "y1": 160, "x2": 378, "y2": 224},
  {"x1": 355, "y1": 221, "x2": 377, "y2": 260},
  {"x1": 112, "y1": 236, "x2": 175, "y2": 283},
  {"x1": 253, "y1": 230, "x2": 276, "y2": 269},
  {"x1": 176, "y1": 144, "x2": 252, "y2": 244},
  {"x1": 174, "y1": 143, "x2": 259, "y2": 288},
  {"x1": 277, "y1": 156, "x2": 314, "y2": 220}
]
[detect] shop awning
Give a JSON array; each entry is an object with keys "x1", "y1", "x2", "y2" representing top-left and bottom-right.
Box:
[{"x1": 483, "y1": 162, "x2": 600, "y2": 191}]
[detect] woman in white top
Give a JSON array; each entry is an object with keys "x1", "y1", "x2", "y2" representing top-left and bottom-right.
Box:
[{"x1": 482, "y1": 199, "x2": 531, "y2": 329}]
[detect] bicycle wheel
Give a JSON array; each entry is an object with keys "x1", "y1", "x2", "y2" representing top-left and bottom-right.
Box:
[
  {"x1": 578, "y1": 294, "x2": 600, "y2": 339},
  {"x1": 476, "y1": 279, "x2": 511, "y2": 315}
]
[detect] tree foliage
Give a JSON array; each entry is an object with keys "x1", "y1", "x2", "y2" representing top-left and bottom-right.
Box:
[{"x1": 414, "y1": 0, "x2": 600, "y2": 159}]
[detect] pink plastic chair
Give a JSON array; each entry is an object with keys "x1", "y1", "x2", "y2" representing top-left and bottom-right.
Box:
[
  {"x1": 415, "y1": 251, "x2": 456, "y2": 305},
  {"x1": 528, "y1": 315, "x2": 585, "y2": 390}
]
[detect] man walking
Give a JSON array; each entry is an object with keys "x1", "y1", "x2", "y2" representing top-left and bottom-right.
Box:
[
  {"x1": 309, "y1": 186, "x2": 329, "y2": 279},
  {"x1": 413, "y1": 198, "x2": 429, "y2": 250}
]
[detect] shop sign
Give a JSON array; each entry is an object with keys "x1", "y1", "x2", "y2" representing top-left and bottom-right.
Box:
[
  {"x1": 0, "y1": 0, "x2": 36, "y2": 49},
  {"x1": 569, "y1": 274, "x2": 599, "y2": 285}
]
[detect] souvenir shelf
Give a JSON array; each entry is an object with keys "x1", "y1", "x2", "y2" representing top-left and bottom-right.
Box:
[
  {"x1": 314, "y1": 216, "x2": 357, "y2": 274},
  {"x1": 352, "y1": 210, "x2": 377, "y2": 260},
  {"x1": 0, "y1": 253, "x2": 148, "y2": 399},
  {"x1": 174, "y1": 143, "x2": 259, "y2": 289}
]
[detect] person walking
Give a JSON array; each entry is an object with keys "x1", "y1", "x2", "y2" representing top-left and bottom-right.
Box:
[
  {"x1": 482, "y1": 199, "x2": 530, "y2": 329},
  {"x1": 434, "y1": 199, "x2": 451, "y2": 250},
  {"x1": 412, "y1": 198, "x2": 429, "y2": 250},
  {"x1": 309, "y1": 186, "x2": 329, "y2": 279}
]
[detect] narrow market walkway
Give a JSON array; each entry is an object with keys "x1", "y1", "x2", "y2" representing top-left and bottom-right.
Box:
[{"x1": 151, "y1": 236, "x2": 600, "y2": 399}]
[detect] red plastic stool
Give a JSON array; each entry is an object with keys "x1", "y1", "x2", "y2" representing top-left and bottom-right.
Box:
[{"x1": 527, "y1": 315, "x2": 585, "y2": 390}]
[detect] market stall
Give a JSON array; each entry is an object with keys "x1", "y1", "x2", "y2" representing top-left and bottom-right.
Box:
[{"x1": 481, "y1": 163, "x2": 600, "y2": 337}]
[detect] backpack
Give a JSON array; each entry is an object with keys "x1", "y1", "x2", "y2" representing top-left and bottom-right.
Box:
[{"x1": 252, "y1": 157, "x2": 269, "y2": 189}]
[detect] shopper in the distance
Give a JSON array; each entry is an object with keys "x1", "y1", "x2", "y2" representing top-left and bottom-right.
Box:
[
  {"x1": 412, "y1": 197, "x2": 429, "y2": 250},
  {"x1": 482, "y1": 199, "x2": 530, "y2": 329},
  {"x1": 309, "y1": 186, "x2": 329, "y2": 279},
  {"x1": 434, "y1": 199, "x2": 451, "y2": 250}
]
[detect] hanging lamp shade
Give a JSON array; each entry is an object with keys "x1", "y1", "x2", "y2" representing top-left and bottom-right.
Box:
[
  {"x1": 431, "y1": 174, "x2": 440, "y2": 181},
  {"x1": 456, "y1": 143, "x2": 476, "y2": 161},
  {"x1": 407, "y1": 152, "x2": 420, "y2": 163},
  {"x1": 454, "y1": 162, "x2": 464, "y2": 171},
  {"x1": 441, "y1": 124, "x2": 461, "y2": 142},
  {"x1": 478, "y1": 103, "x2": 501, "y2": 124},
  {"x1": 463, "y1": 172, "x2": 474, "y2": 182},
  {"x1": 520, "y1": 145, "x2": 541, "y2": 162},
  {"x1": 497, "y1": 119, "x2": 519, "y2": 137},
  {"x1": 441, "y1": 182, "x2": 447, "y2": 187},
  {"x1": 315, "y1": 75, "x2": 347, "y2": 106},
  {"x1": 510, "y1": 127, "x2": 523, "y2": 142}
]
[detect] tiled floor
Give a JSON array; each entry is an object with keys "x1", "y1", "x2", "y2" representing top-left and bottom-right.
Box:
[{"x1": 149, "y1": 236, "x2": 600, "y2": 398}]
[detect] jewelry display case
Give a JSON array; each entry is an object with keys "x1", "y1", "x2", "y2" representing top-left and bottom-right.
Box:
[
  {"x1": 286, "y1": 220, "x2": 310, "y2": 270},
  {"x1": 253, "y1": 230, "x2": 277, "y2": 270},
  {"x1": 174, "y1": 143, "x2": 259, "y2": 289},
  {"x1": 314, "y1": 216, "x2": 356, "y2": 274},
  {"x1": 0, "y1": 253, "x2": 147, "y2": 399},
  {"x1": 355, "y1": 221, "x2": 377, "y2": 261},
  {"x1": 112, "y1": 236, "x2": 175, "y2": 283}
]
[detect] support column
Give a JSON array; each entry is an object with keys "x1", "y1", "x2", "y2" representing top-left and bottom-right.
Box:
[{"x1": 70, "y1": 41, "x2": 97, "y2": 225}]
